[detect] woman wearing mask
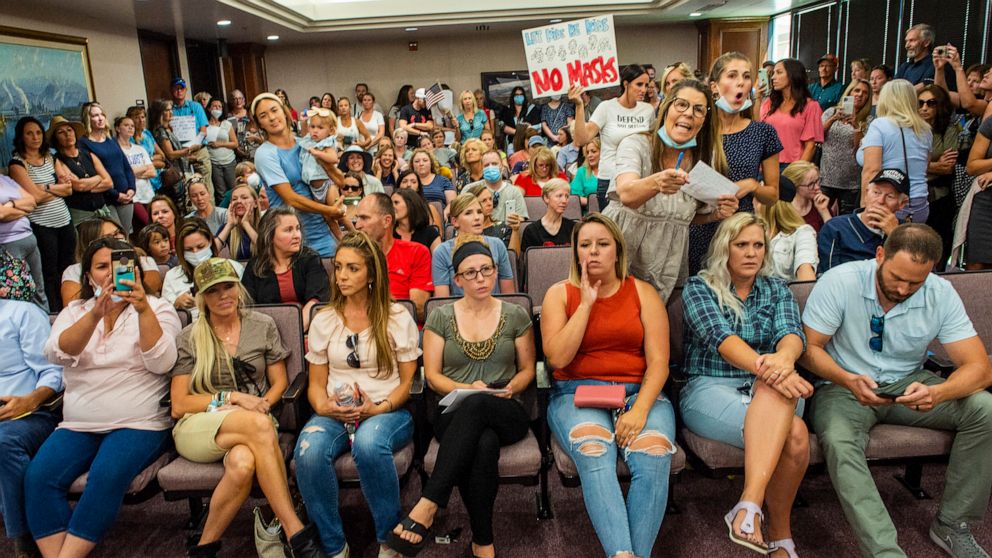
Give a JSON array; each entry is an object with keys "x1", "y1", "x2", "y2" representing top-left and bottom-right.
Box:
[
  {"x1": 918, "y1": 85, "x2": 960, "y2": 269},
  {"x1": 162, "y1": 218, "x2": 244, "y2": 319},
  {"x1": 294, "y1": 231, "x2": 419, "y2": 558},
  {"x1": 28, "y1": 237, "x2": 179, "y2": 558},
  {"x1": 48, "y1": 117, "x2": 113, "y2": 226},
  {"x1": 79, "y1": 102, "x2": 137, "y2": 234},
  {"x1": 857, "y1": 80, "x2": 932, "y2": 223},
  {"x1": 608, "y1": 79, "x2": 738, "y2": 300},
  {"x1": 206, "y1": 99, "x2": 239, "y2": 204},
  {"x1": 501, "y1": 87, "x2": 542, "y2": 149},
  {"x1": 761, "y1": 59, "x2": 824, "y2": 169},
  {"x1": 570, "y1": 64, "x2": 656, "y2": 212},
  {"x1": 216, "y1": 183, "x2": 262, "y2": 260},
  {"x1": 432, "y1": 193, "x2": 515, "y2": 297},
  {"x1": 688, "y1": 52, "x2": 783, "y2": 275},
  {"x1": 820, "y1": 80, "x2": 872, "y2": 215}
]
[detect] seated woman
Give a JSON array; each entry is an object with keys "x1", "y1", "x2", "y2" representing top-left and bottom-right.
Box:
[
  {"x1": 373, "y1": 146, "x2": 401, "y2": 189},
  {"x1": 185, "y1": 180, "x2": 228, "y2": 235},
  {"x1": 61, "y1": 216, "x2": 162, "y2": 306},
  {"x1": 293, "y1": 231, "x2": 419, "y2": 558},
  {"x1": 241, "y1": 207, "x2": 330, "y2": 332},
  {"x1": 28, "y1": 237, "x2": 180, "y2": 558},
  {"x1": 520, "y1": 178, "x2": 575, "y2": 252},
  {"x1": 162, "y1": 219, "x2": 244, "y2": 320},
  {"x1": 512, "y1": 147, "x2": 566, "y2": 197},
  {"x1": 215, "y1": 183, "x2": 262, "y2": 260},
  {"x1": 431, "y1": 193, "x2": 515, "y2": 297},
  {"x1": 169, "y1": 258, "x2": 323, "y2": 558},
  {"x1": 0, "y1": 255, "x2": 63, "y2": 558},
  {"x1": 397, "y1": 170, "x2": 443, "y2": 230},
  {"x1": 783, "y1": 161, "x2": 831, "y2": 233},
  {"x1": 391, "y1": 188, "x2": 441, "y2": 252},
  {"x1": 464, "y1": 183, "x2": 523, "y2": 253},
  {"x1": 389, "y1": 235, "x2": 535, "y2": 558},
  {"x1": 541, "y1": 213, "x2": 676, "y2": 558},
  {"x1": 149, "y1": 195, "x2": 183, "y2": 259},
  {"x1": 754, "y1": 177, "x2": 818, "y2": 281},
  {"x1": 138, "y1": 223, "x2": 176, "y2": 268},
  {"x1": 680, "y1": 213, "x2": 812, "y2": 557}
]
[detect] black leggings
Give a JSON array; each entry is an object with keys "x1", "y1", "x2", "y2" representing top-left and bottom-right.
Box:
[
  {"x1": 30, "y1": 221, "x2": 76, "y2": 313},
  {"x1": 422, "y1": 394, "x2": 529, "y2": 546}
]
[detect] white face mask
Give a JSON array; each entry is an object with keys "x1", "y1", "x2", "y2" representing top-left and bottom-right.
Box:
[
  {"x1": 246, "y1": 172, "x2": 261, "y2": 189},
  {"x1": 184, "y1": 247, "x2": 212, "y2": 266},
  {"x1": 210, "y1": 109, "x2": 223, "y2": 119},
  {"x1": 92, "y1": 285, "x2": 124, "y2": 303}
]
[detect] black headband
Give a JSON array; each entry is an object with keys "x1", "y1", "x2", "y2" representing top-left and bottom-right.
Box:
[{"x1": 452, "y1": 240, "x2": 493, "y2": 272}]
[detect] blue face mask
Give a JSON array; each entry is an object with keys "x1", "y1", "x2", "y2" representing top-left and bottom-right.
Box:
[
  {"x1": 483, "y1": 165, "x2": 502, "y2": 183},
  {"x1": 513, "y1": 95, "x2": 525, "y2": 105},
  {"x1": 93, "y1": 285, "x2": 124, "y2": 304},
  {"x1": 715, "y1": 95, "x2": 753, "y2": 114},
  {"x1": 657, "y1": 125, "x2": 697, "y2": 150}
]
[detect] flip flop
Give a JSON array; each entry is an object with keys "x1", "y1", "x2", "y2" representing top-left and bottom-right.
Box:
[
  {"x1": 723, "y1": 500, "x2": 768, "y2": 554},
  {"x1": 768, "y1": 538, "x2": 799, "y2": 558},
  {"x1": 386, "y1": 517, "x2": 431, "y2": 557}
]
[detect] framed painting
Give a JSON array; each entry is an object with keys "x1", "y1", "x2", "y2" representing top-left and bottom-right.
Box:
[{"x1": 0, "y1": 26, "x2": 95, "y2": 168}]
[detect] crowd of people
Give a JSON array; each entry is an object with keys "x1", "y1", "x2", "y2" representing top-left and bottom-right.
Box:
[{"x1": 2, "y1": 20, "x2": 992, "y2": 558}]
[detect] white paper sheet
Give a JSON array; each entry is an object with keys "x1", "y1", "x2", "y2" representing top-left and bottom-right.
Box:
[
  {"x1": 438, "y1": 388, "x2": 510, "y2": 414},
  {"x1": 205, "y1": 125, "x2": 221, "y2": 143},
  {"x1": 683, "y1": 161, "x2": 740, "y2": 205}
]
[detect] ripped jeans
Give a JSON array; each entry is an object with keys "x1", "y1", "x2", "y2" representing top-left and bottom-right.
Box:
[
  {"x1": 548, "y1": 379, "x2": 676, "y2": 558},
  {"x1": 293, "y1": 411, "x2": 413, "y2": 555}
]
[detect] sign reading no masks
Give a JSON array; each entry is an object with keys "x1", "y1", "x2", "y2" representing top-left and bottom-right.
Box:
[{"x1": 522, "y1": 15, "x2": 619, "y2": 99}]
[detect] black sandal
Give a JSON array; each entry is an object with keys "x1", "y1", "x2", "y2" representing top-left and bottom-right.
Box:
[{"x1": 386, "y1": 517, "x2": 431, "y2": 557}]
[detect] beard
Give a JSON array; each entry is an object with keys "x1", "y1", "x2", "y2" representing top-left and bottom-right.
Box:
[{"x1": 876, "y1": 264, "x2": 911, "y2": 304}]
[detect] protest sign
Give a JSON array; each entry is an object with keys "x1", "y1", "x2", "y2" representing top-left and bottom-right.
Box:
[{"x1": 521, "y1": 14, "x2": 619, "y2": 99}]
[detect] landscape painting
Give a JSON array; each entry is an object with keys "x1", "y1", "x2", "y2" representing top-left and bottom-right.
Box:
[{"x1": 0, "y1": 26, "x2": 94, "y2": 168}]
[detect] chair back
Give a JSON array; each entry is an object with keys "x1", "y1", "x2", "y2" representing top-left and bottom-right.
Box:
[
  {"x1": 587, "y1": 195, "x2": 601, "y2": 214},
  {"x1": 320, "y1": 257, "x2": 335, "y2": 281},
  {"x1": 524, "y1": 246, "x2": 571, "y2": 313},
  {"x1": 311, "y1": 299, "x2": 416, "y2": 323},
  {"x1": 666, "y1": 288, "x2": 686, "y2": 377},
  {"x1": 563, "y1": 196, "x2": 582, "y2": 220},
  {"x1": 788, "y1": 280, "x2": 817, "y2": 314},
  {"x1": 930, "y1": 271, "x2": 992, "y2": 358},
  {"x1": 524, "y1": 197, "x2": 546, "y2": 219},
  {"x1": 252, "y1": 304, "x2": 306, "y2": 430}
]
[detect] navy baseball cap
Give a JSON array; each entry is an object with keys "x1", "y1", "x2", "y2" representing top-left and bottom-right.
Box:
[
  {"x1": 870, "y1": 168, "x2": 909, "y2": 195},
  {"x1": 171, "y1": 77, "x2": 187, "y2": 88}
]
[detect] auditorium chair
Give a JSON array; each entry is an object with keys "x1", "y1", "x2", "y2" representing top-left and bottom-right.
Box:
[{"x1": 523, "y1": 245, "x2": 570, "y2": 314}]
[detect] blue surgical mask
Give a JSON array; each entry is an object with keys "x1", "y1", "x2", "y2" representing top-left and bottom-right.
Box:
[
  {"x1": 715, "y1": 95, "x2": 753, "y2": 114},
  {"x1": 657, "y1": 126, "x2": 697, "y2": 150},
  {"x1": 184, "y1": 247, "x2": 212, "y2": 266},
  {"x1": 513, "y1": 94, "x2": 525, "y2": 105},
  {"x1": 483, "y1": 165, "x2": 502, "y2": 183},
  {"x1": 93, "y1": 285, "x2": 124, "y2": 304}
]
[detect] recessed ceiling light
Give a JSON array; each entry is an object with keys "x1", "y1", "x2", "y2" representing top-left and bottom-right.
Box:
[
  {"x1": 549, "y1": 19, "x2": 562, "y2": 23},
  {"x1": 217, "y1": 20, "x2": 232, "y2": 26},
  {"x1": 689, "y1": 12, "x2": 703, "y2": 16},
  {"x1": 267, "y1": 35, "x2": 280, "y2": 40},
  {"x1": 405, "y1": 27, "x2": 418, "y2": 31}
]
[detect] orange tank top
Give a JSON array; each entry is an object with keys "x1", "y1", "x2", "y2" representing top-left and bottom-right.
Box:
[{"x1": 554, "y1": 276, "x2": 646, "y2": 383}]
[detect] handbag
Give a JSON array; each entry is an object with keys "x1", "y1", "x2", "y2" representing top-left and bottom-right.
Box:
[
  {"x1": 573, "y1": 384, "x2": 626, "y2": 409},
  {"x1": 253, "y1": 505, "x2": 289, "y2": 558},
  {"x1": 0, "y1": 248, "x2": 38, "y2": 303}
]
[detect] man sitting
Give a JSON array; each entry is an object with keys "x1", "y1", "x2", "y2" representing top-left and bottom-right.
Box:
[
  {"x1": 465, "y1": 150, "x2": 529, "y2": 224},
  {"x1": 354, "y1": 193, "x2": 432, "y2": 320},
  {"x1": 817, "y1": 168, "x2": 907, "y2": 274},
  {"x1": 801, "y1": 224, "x2": 992, "y2": 558}
]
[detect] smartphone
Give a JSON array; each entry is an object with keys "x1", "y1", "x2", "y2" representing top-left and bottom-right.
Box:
[
  {"x1": 487, "y1": 379, "x2": 510, "y2": 389},
  {"x1": 757, "y1": 68, "x2": 770, "y2": 93},
  {"x1": 842, "y1": 95, "x2": 855, "y2": 115},
  {"x1": 934, "y1": 46, "x2": 947, "y2": 58},
  {"x1": 874, "y1": 391, "x2": 900, "y2": 400},
  {"x1": 111, "y1": 249, "x2": 136, "y2": 292},
  {"x1": 344, "y1": 196, "x2": 362, "y2": 206},
  {"x1": 504, "y1": 198, "x2": 516, "y2": 216}
]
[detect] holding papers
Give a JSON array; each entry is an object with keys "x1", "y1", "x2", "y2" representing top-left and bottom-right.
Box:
[
  {"x1": 683, "y1": 161, "x2": 739, "y2": 205},
  {"x1": 439, "y1": 388, "x2": 510, "y2": 414}
]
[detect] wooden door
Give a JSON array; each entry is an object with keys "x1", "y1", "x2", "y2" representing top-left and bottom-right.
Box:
[
  {"x1": 138, "y1": 30, "x2": 179, "y2": 105},
  {"x1": 697, "y1": 18, "x2": 769, "y2": 76}
]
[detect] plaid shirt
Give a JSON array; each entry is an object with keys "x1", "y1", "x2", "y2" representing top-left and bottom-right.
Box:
[{"x1": 682, "y1": 275, "x2": 805, "y2": 379}]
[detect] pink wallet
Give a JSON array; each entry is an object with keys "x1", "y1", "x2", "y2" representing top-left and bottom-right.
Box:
[{"x1": 573, "y1": 385, "x2": 626, "y2": 409}]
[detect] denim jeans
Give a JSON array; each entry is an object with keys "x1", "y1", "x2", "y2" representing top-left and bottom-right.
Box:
[
  {"x1": 24, "y1": 427, "x2": 169, "y2": 542},
  {"x1": 547, "y1": 379, "x2": 676, "y2": 558},
  {"x1": 0, "y1": 411, "x2": 58, "y2": 539},
  {"x1": 294, "y1": 410, "x2": 413, "y2": 555}
]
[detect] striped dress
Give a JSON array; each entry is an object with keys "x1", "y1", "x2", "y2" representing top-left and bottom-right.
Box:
[{"x1": 10, "y1": 154, "x2": 72, "y2": 228}]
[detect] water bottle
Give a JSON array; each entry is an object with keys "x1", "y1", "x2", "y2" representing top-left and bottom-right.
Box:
[{"x1": 333, "y1": 381, "x2": 359, "y2": 444}]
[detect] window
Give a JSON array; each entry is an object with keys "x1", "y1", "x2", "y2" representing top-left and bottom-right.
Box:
[{"x1": 770, "y1": 13, "x2": 792, "y2": 62}]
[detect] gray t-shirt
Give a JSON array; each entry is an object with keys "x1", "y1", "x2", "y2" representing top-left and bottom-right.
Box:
[{"x1": 820, "y1": 107, "x2": 863, "y2": 191}]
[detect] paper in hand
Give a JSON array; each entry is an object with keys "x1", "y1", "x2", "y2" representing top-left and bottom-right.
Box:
[
  {"x1": 438, "y1": 388, "x2": 510, "y2": 414},
  {"x1": 683, "y1": 161, "x2": 739, "y2": 205}
]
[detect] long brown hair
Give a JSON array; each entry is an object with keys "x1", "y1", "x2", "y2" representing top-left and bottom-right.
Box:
[{"x1": 648, "y1": 79, "x2": 727, "y2": 175}]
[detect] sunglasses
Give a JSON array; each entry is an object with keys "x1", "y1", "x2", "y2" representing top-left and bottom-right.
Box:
[
  {"x1": 346, "y1": 333, "x2": 360, "y2": 368},
  {"x1": 342, "y1": 184, "x2": 363, "y2": 193},
  {"x1": 869, "y1": 315, "x2": 885, "y2": 352},
  {"x1": 918, "y1": 99, "x2": 937, "y2": 108}
]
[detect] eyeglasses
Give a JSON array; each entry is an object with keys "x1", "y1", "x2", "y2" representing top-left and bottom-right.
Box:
[
  {"x1": 869, "y1": 314, "x2": 885, "y2": 352},
  {"x1": 671, "y1": 97, "x2": 709, "y2": 119},
  {"x1": 457, "y1": 265, "x2": 496, "y2": 281},
  {"x1": 918, "y1": 99, "x2": 937, "y2": 108},
  {"x1": 346, "y1": 333, "x2": 360, "y2": 368},
  {"x1": 799, "y1": 177, "x2": 821, "y2": 189}
]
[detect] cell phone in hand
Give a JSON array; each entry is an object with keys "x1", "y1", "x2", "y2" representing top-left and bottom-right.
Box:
[
  {"x1": 757, "y1": 69, "x2": 770, "y2": 93},
  {"x1": 111, "y1": 249, "x2": 136, "y2": 292},
  {"x1": 874, "y1": 391, "x2": 900, "y2": 400},
  {"x1": 487, "y1": 379, "x2": 510, "y2": 389},
  {"x1": 842, "y1": 96, "x2": 855, "y2": 115},
  {"x1": 504, "y1": 198, "x2": 516, "y2": 216}
]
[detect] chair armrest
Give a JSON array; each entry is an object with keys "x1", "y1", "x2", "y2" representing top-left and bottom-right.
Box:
[
  {"x1": 41, "y1": 391, "x2": 64, "y2": 412},
  {"x1": 536, "y1": 362, "x2": 551, "y2": 391},
  {"x1": 281, "y1": 373, "x2": 307, "y2": 403},
  {"x1": 410, "y1": 367, "x2": 425, "y2": 398},
  {"x1": 924, "y1": 354, "x2": 955, "y2": 377},
  {"x1": 159, "y1": 393, "x2": 171, "y2": 408}
]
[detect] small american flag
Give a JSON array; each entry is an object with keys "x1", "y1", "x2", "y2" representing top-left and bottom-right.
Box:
[{"x1": 425, "y1": 83, "x2": 445, "y2": 109}]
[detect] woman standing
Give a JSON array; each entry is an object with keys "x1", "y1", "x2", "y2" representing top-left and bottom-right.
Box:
[
  {"x1": 784, "y1": 161, "x2": 832, "y2": 232},
  {"x1": 868, "y1": 65, "x2": 893, "y2": 115},
  {"x1": 432, "y1": 193, "x2": 515, "y2": 297},
  {"x1": 115, "y1": 116, "x2": 157, "y2": 229},
  {"x1": 681, "y1": 213, "x2": 811, "y2": 557},
  {"x1": 294, "y1": 231, "x2": 419, "y2": 558},
  {"x1": 961, "y1": 110, "x2": 992, "y2": 269},
  {"x1": 918, "y1": 85, "x2": 960, "y2": 269},
  {"x1": 391, "y1": 188, "x2": 441, "y2": 252},
  {"x1": 337, "y1": 97, "x2": 371, "y2": 149},
  {"x1": 850, "y1": 58, "x2": 871, "y2": 82},
  {"x1": 152, "y1": 99, "x2": 203, "y2": 194},
  {"x1": 206, "y1": 99, "x2": 239, "y2": 204},
  {"x1": 456, "y1": 90, "x2": 489, "y2": 141},
  {"x1": 570, "y1": 64, "x2": 656, "y2": 211},
  {"x1": 359, "y1": 93, "x2": 386, "y2": 153},
  {"x1": 28, "y1": 237, "x2": 179, "y2": 558},
  {"x1": 609, "y1": 79, "x2": 738, "y2": 300},
  {"x1": 49, "y1": 116, "x2": 113, "y2": 226},
  {"x1": 0, "y1": 172, "x2": 44, "y2": 307},
  {"x1": 170, "y1": 258, "x2": 323, "y2": 557},
  {"x1": 128, "y1": 105, "x2": 166, "y2": 197},
  {"x1": 79, "y1": 102, "x2": 137, "y2": 233},
  {"x1": 500, "y1": 86, "x2": 542, "y2": 148},
  {"x1": 216, "y1": 184, "x2": 261, "y2": 260},
  {"x1": 541, "y1": 213, "x2": 676, "y2": 558},
  {"x1": 7, "y1": 117, "x2": 75, "y2": 311},
  {"x1": 274, "y1": 89, "x2": 300, "y2": 134},
  {"x1": 411, "y1": 148, "x2": 455, "y2": 208},
  {"x1": 820, "y1": 80, "x2": 872, "y2": 215},
  {"x1": 252, "y1": 92, "x2": 343, "y2": 258},
  {"x1": 570, "y1": 139, "x2": 601, "y2": 211},
  {"x1": 388, "y1": 85, "x2": 414, "y2": 137},
  {"x1": 660, "y1": 62, "x2": 694, "y2": 97},
  {"x1": 857, "y1": 80, "x2": 932, "y2": 223},
  {"x1": 389, "y1": 235, "x2": 534, "y2": 558},
  {"x1": 761, "y1": 59, "x2": 824, "y2": 168}
]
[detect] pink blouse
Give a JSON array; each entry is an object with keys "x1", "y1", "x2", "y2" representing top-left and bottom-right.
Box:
[{"x1": 760, "y1": 98, "x2": 824, "y2": 164}]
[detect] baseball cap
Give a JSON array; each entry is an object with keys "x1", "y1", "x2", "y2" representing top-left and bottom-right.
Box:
[
  {"x1": 194, "y1": 258, "x2": 240, "y2": 292},
  {"x1": 414, "y1": 88, "x2": 427, "y2": 99},
  {"x1": 777, "y1": 175, "x2": 797, "y2": 203},
  {"x1": 171, "y1": 77, "x2": 188, "y2": 88},
  {"x1": 870, "y1": 168, "x2": 909, "y2": 195},
  {"x1": 528, "y1": 135, "x2": 547, "y2": 148},
  {"x1": 817, "y1": 54, "x2": 838, "y2": 65}
]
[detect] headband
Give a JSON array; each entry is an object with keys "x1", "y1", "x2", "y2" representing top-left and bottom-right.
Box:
[
  {"x1": 250, "y1": 92, "x2": 284, "y2": 120},
  {"x1": 452, "y1": 240, "x2": 493, "y2": 273}
]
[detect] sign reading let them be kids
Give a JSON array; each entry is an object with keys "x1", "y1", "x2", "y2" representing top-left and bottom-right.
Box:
[{"x1": 522, "y1": 14, "x2": 619, "y2": 99}]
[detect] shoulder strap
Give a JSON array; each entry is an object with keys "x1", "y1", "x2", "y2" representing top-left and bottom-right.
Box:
[{"x1": 899, "y1": 127, "x2": 909, "y2": 174}]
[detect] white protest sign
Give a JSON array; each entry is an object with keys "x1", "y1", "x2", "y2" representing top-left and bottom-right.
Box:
[{"x1": 521, "y1": 14, "x2": 619, "y2": 99}]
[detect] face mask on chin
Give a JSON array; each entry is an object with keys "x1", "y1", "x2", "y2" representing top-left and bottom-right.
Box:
[
  {"x1": 657, "y1": 125, "x2": 697, "y2": 150},
  {"x1": 92, "y1": 285, "x2": 124, "y2": 304},
  {"x1": 715, "y1": 95, "x2": 753, "y2": 114}
]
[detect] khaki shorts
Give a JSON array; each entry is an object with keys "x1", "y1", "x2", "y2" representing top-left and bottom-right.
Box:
[{"x1": 173, "y1": 410, "x2": 237, "y2": 463}]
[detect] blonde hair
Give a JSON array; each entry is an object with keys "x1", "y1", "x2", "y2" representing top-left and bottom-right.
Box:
[
  {"x1": 837, "y1": 80, "x2": 872, "y2": 130},
  {"x1": 649, "y1": 79, "x2": 728, "y2": 175},
  {"x1": 308, "y1": 110, "x2": 338, "y2": 131},
  {"x1": 458, "y1": 90, "x2": 479, "y2": 118},
  {"x1": 188, "y1": 283, "x2": 253, "y2": 394},
  {"x1": 542, "y1": 177, "x2": 570, "y2": 199},
  {"x1": 782, "y1": 160, "x2": 817, "y2": 186},
  {"x1": 228, "y1": 184, "x2": 261, "y2": 258},
  {"x1": 322, "y1": 231, "x2": 397, "y2": 378},
  {"x1": 411, "y1": 147, "x2": 440, "y2": 175},
  {"x1": 567, "y1": 213, "x2": 629, "y2": 285},
  {"x1": 529, "y1": 147, "x2": 559, "y2": 180},
  {"x1": 661, "y1": 62, "x2": 694, "y2": 94},
  {"x1": 459, "y1": 138, "x2": 487, "y2": 168},
  {"x1": 876, "y1": 79, "x2": 931, "y2": 138},
  {"x1": 448, "y1": 192, "x2": 482, "y2": 224},
  {"x1": 758, "y1": 200, "x2": 805, "y2": 236},
  {"x1": 699, "y1": 213, "x2": 772, "y2": 323},
  {"x1": 79, "y1": 101, "x2": 105, "y2": 136}
]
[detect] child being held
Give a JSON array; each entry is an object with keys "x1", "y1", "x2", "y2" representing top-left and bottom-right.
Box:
[
  {"x1": 299, "y1": 109, "x2": 341, "y2": 203},
  {"x1": 137, "y1": 223, "x2": 177, "y2": 267}
]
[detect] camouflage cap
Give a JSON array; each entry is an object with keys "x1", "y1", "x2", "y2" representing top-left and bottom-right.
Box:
[{"x1": 193, "y1": 258, "x2": 239, "y2": 292}]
